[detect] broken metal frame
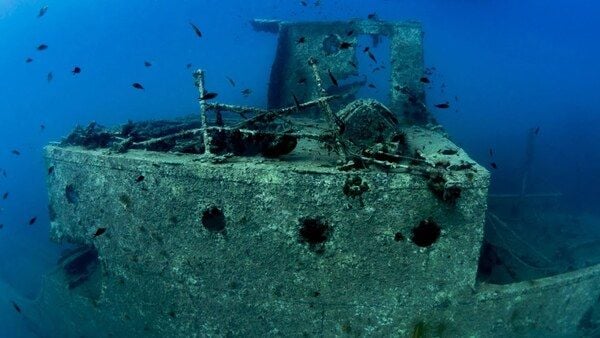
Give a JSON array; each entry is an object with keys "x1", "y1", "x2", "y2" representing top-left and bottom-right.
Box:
[
  {"x1": 489, "y1": 128, "x2": 560, "y2": 201},
  {"x1": 193, "y1": 67, "x2": 344, "y2": 160},
  {"x1": 191, "y1": 66, "x2": 435, "y2": 174},
  {"x1": 487, "y1": 127, "x2": 563, "y2": 228},
  {"x1": 67, "y1": 19, "x2": 435, "y2": 170}
]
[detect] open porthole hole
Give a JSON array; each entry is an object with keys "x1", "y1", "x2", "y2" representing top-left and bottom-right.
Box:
[
  {"x1": 202, "y1": 206, "x2": 226, "y2": 233},
  {"x1": 411, "y1": 219, "x2": 441, "y2": 247},
  {"x1": 298, "y1": 217, "x2": 332, "y2": 253}
]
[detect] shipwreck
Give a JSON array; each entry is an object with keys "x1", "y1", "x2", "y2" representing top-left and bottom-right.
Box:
[{"x1": 8, "y1": 18, "x2": 599, "y2": 337}]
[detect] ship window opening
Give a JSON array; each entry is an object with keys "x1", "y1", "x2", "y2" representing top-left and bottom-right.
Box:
[
  {"x1": 202, "y1": 206, "x2": 226, "y2": 233},
  {"x1": 411, "y1": 219, "x2": 441, "y2": 247},
  {"x1": 354, "y1": 34, "x2": 392, "y2": 106},
  {"x1": 322, "y1": 34, "x2": 342, "y2": 55},
  {"x1": 61, "y1": 245, "x2": 100, "y2": 295}
]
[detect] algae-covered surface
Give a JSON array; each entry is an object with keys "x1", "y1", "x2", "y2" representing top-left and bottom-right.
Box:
[{"x1": 40, "y1": 123, "x2": 491, "y2": 336}]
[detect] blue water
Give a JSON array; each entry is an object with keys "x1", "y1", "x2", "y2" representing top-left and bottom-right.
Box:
[{"x1": 1, "y1": 0, "x2": 599, "y2": 336}]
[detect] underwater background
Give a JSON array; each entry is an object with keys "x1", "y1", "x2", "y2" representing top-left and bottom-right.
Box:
[{"x1": 0, "y1": 0, "x2": 599, "y2": 336}]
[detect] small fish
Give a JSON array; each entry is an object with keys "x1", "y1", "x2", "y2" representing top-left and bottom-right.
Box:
[
  {"x1": 533, "y1": 126, "x2": 540, "y2": 135},
  {"x1": 346, "y1": 30, "x2": 354, "y2": 36},
  {"x1": 490, "y1": 162, "x2": 498, "y2": 170},
  {"x1": 328, "y1": 69, "x2": 338, "y2": 87},
  {"x1": 189, "y1": 22, "x2": 202, "y2": 38},
  {"x1": 11, "y1": 150, "x2": 20, "y2": 156},
  {"x1": 0, "y1": 224, "x2": 3, "y2": 230},
  {"x1": 2, "y1": 192, "x2": 8, "y2": 199},
  {"x1": 363, "y1": 47, "x2": 370, "y2": 53},
  {"x1": 28, "y1": 217, "x2": 37, "y2": 225},
  {"x1": 297, "y1": 78, "x2": 307, "y2": 85},
  {"x1": 297, "y1": 36, "x2": 306, "y2": 44},
  {"x1": 367, "y1": 13, "x2": 378, "y2": 20},
  {"x1": 300, "y1": 0, "x2": 308, "y2": 6},
  {"x1": 135, "y1": 175, "x2": 145, "y2": 182},
  {"x1": 132, "y1": 82, "x2": 144, "y2": 90},
  {"x1": 348, "y1": 61, "x2": 358, "y2": 69},
  {"x1": 367, "y1": 51, "x2": 377, "y2": 63},
  {"x1": 40, "y1": 124, "x2": 45, "y2": 131},
  {"x1": 144, "y1": 61, "x2": 152, "y2": 67},
  {"x1": 72, "y1": 66, "x2": 81, "y2": 74},
  {"x1": 339, "y1": 42, "x2": 353, "y2": 49},
  {"x1": 48, "y1": 166, "x2": 55, "y2": 175},
  {"x1": 372, "y1": 67, "x2": 381, "y2": 73},
  {"x1": 292, "y1": 93, "x2": 301, "y2": 110},
  {"x1": 435, "y1": 102, "x2": 450, "y2": 109},
  {"x1": 186, "y1": 63, "x2": 192, "y2": 69},
  {"x1": 37, "y1": 44, "x2": 48, "y2": 51},
  {"x1": 25, "y1": 57, "x2": 33, "y2": 63},
  {"x1": 419, "y1": 77, "x2": 430, "y2": 84},
  {"x1": 368, "y1": 83, "x2": 376, "y2": 89},
  {"x1": 47, "y1": 72, "x2": 53, "y2": 82},
  {"x1": 37, "y1": 6, "x2": 48, "y2": 18},
  {"x1": 93, "y1": 227, "x2": 107, "y2": 238},
  {"x1": 200, "y1": 92, "x2": 218, "y2": 100},
  {"x1": 241, "y1": 88, "x2": 252, "y2": 97},
  {"x1": 11, "y1": 301, "x2": 21, "y2": 314},
  {"x1": 226, "y1": 76, "x2": 236, "y2": 87}
]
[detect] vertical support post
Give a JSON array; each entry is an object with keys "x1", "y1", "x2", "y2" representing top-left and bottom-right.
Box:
[
  {"x1": 389, "y1": 23, "x2": 427, "y2": 124},
  {"x1": 193, "y1": 69, "x2": 211, "y2": 156},
  {"x1": 307, "y1": 58, "x2": 339, "y2": 128},
  {"x1": 307, "y1": 57, "x2": 349, "y2": 161}
]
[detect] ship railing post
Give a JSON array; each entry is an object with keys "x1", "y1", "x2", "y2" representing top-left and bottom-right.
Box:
[{"x1": 193, "y1": 69, "x2": 212, "y2": 156}]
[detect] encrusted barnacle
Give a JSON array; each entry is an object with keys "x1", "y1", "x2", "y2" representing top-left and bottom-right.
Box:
[
  {"x1": 343, "y1": 175, "x2": 369, "y2": 198},
  {"x1": 426, "y1": 172, "x2": 461, "y2": 205}
]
